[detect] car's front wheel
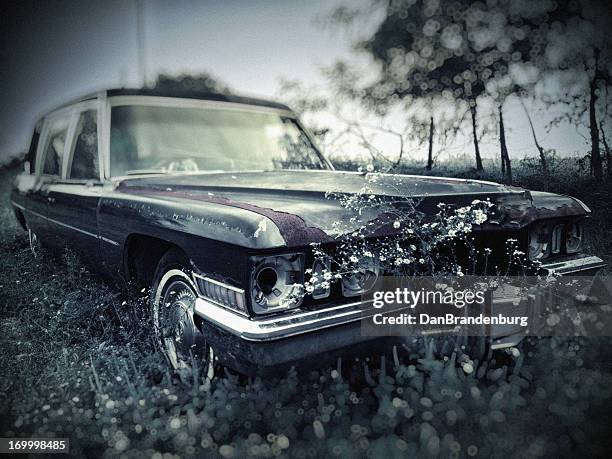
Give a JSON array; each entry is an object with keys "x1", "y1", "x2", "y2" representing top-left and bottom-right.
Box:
[{"x1": 150, "y1": 249, "x2": 213, "y2": 379}]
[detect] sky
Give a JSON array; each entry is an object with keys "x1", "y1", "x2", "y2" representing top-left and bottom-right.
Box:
[{"x1": 0, "y1": 0, "x2": 591, "y2": 165}]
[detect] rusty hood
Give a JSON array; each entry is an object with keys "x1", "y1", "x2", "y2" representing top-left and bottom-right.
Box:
[{"x1": 115, "y1": 170, "x2": 589, "y2": 247}]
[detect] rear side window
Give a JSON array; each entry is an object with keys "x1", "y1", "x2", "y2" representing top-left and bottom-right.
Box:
[
  {"x1": 26, "y1": 122, "x2": 42, "y2": 169},
  {"x1": 41, "y1": 115, "x2": 71, "y2": 176},
  {"x1": 69, "y1": 110, "x2": 99, "y2": 179}
]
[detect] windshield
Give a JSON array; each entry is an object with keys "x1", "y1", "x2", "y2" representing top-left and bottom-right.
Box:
[{"x1": 109, "y1": 103, "x2": 328, "y2": 176}]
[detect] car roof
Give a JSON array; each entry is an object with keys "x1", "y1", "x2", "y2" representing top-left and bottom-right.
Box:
[{"x1": 51, "y1": 87, "x2": 291, "y2": 114}]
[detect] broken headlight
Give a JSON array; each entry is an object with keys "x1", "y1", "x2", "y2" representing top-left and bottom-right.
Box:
[
  {"x1": 250, "y1": 253, "x2": 304, "y2": 315},
  {"x1": 566, "y1": 222, "x2": 583, "y2": 254},
  {"x1": 342, "y1": 256, "x2": 380, "y2": 297},
  {"x1": 528, "y1": 223, "x2": 550, "y2": 260},
  {"x1": 529, "y1": 221, "x2": 585, "y2": 260},
  {"x1": 310, "y1": 257, "x2": 332, "y2": 300}
]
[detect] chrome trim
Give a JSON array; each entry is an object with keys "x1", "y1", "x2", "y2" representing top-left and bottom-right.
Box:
[
  {"x1": 109, "y1": 95, "x2": 295, "y2": 117},
  {"x1": 572, "y1": 197, "x2": 591, "y2": 213},
  {"x1": 11, "y1": 201, "x2": 120, "y2": 246},
  {"x1": 100, "y1": 236, "x2": 120, "y2": 246},
  {"x1": 194, "y1": 297, "x2": 374, "y2": 342},
  {"x1": 195, "y1": 294, "x2": 535, "y2": 343},
  {"x1": 551, "y1": 224, "x2": 563, "y2": 254},
  {"x1": 192, "y1": 272, "x2": 245, "y2": 294},
  {"x1": 491, "y1": 335, "x2": 522, "y2": 350},
  {"x1": 540, "y1": 255, "x2": 606, "y2": 275},
  {"x1": 194, "y1": 295, "x2": 250, "y2": 318},
  {"x1": 11, "y1": 201, "x2": 25, "y2": 211},
  {"x1": 191, "y1": 272, "x2": 250, "y2": 318}
]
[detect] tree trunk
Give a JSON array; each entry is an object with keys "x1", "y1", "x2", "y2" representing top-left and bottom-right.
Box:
[
  {"x1": 470, "y1": 105, "x2": 483, "y2": 171},
  {"x1": 589, "y1": 48, "x2": 603, "y2": 182},
  {"x1": 520, "y1": 98, "x2": 547, "y2": 175},
  {"x1": 601, "y1": 122, "x2": 611, "y2": 178},
  {"x1": 426, "y1": 116, "x2": 434, "y2": 170},
  {"x1": 499, "y1": 105, "x2": 512, "y2": 184}
]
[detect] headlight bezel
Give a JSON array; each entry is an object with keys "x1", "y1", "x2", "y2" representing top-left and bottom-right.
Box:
[
  {"x1": 565, "y1": 221, "x2": 584, "y2": 254},
  {"x1": 341, "y1": 256, "x2": 380, "y2": 297},
  {"x1": 528, "y1": 222, "x2": 550, "y2": 260},
  {"x1": 528, "y1": 219, "x2": 585, "y2": 260},
  {"x1": 250, "y1": 253, "x2": 305, "y2": 315}
]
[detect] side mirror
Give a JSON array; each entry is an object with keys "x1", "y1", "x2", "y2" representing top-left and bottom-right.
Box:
[{"x1": 24, "y1": 161, "x2": 31, "y2": 174}]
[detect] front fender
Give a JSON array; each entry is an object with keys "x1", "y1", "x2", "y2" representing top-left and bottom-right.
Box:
[
  {"x1": 96, "y1": 193, "x2": 288, "y2": 287},
  {"x1": 490, "y1": 191, "x2": 590, "y2": 229}
]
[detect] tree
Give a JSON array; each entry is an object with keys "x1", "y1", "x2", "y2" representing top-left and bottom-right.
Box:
[
  {"x1": 279, "y1": 73, "x2": 412, "y2": 170},
  {"x1": 518, "y1": 96, "x2": 548, "y2": 175},
  {"x1": 600, "y1": 86, "x2": 612, "y2": 177},
  {"x1": 426, "y1": 116, "x2": 434, "y2": 170},
  {"x1": 152, "y1": 72, "x2": 232, "y2": 95},
  {"x1": 323, "y1": 58, "x2": 467, "y2": 171},
  {"x1": 351, "y1": 0, "x2": 490, "y2": 171},
  {"x1": 498, "y1": 103, "x2": 512, "y2": 183},
  {"x1": 328, "y1": 0, "x2": 612, "y2": 183},
  {"x1": 601, "y1": 121, "x2": 611, "y2": 177},
  {"x1": 328, "y1": 0, "x2": 563, "y2": 179},
  {"x1": 523, "y1": 0, "x2": 612, "y2": 181}
]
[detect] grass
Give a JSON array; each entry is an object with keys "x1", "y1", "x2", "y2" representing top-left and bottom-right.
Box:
[{"x1": 1, "y1": 160, "x2": 612, "y2": 457}]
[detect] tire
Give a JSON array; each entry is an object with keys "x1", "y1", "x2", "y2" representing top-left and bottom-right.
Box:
[{"x1": 150, "y1": 248, "x2": 214, "y2": 379}]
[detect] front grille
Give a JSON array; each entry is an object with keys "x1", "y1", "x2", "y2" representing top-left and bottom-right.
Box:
[{"x1": 299, "y1": 229, "x2": 528, "y2": 309}]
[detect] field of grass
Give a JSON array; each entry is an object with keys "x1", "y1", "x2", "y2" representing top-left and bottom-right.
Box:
[{"x1": 1, "y1": 160, "x2": 612, "y2": 457}]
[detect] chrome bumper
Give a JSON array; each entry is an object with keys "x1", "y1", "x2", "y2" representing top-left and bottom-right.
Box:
[
  {"x1": 540, "y1": 254, "x2": 606, "y2": 275},
  {"x1": 195, "y1": 292, "x2": 541, "y2": 343},
  {"x1": 194, "y1": 254, "x2": 606, "y2": 343},
  {"x1": 194, "y1": 298, "x2": 374, "y2": 342}
]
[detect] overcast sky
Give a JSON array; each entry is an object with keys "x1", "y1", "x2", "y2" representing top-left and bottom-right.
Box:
[{"x1": 0, "y1": 0, "x2": 590, "y2": 165}]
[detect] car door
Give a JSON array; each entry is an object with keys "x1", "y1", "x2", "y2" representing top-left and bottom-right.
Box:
[
  {"x1": 25, "y1": 109, "x2": 74, "y2": 249},
  {"x1": 43, "y1": 101, "x2": 107, "y2": 268}
]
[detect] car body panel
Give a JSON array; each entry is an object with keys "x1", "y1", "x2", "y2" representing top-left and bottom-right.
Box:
[{"x1": 113, "y1": 170, "x2": 590, "y2": 244}]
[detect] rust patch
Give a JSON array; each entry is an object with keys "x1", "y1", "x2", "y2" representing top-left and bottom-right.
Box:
[
  {"x1": 491, "y1": 191, "x2": 589, "y2": 228},
  {"x1": 118, "y1": 187, "x2": 334, "y2": 247}
]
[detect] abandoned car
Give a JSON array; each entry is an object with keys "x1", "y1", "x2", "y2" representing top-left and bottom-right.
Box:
[{"x1": 11, "y1": 88, "x2": 606, "y2": 375}]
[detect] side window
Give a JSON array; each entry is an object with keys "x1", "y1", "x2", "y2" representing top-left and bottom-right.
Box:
[
  {"x1": 41, "y1": 115, "x2": 71, "y2": 176},
  {"x1": 26, "y1": 122, "x2": 42, "y2": 171},
  {"x1": 69, "y1": 110, "x2": 99, "y2": 180}
]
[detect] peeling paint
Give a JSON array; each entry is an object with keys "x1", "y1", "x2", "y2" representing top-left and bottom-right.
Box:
[
  {"x1": 114, "y1": 172, "x2": 590, "y2": 248},
  {"x1": 253, "y1": 218, "x2": 267, "y2": 238}
]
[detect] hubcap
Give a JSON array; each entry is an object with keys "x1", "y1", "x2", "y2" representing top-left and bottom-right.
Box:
[{"x1": 156, "y1": 278, "x2": 204, "y2": 370}]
